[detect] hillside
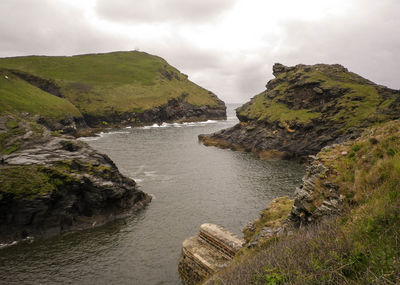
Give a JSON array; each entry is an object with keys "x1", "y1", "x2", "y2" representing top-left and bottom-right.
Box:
[
  {"x1": 204, "y1": 118, "x2": 400, "y2": 284},
  {"x1": 199, "y1": 63, "x2": 400, "y2": 159},
  {"x1": 0, "y1": 69, "x2": 84, "y2": 133},
  {"x1": 0, "y1": 51, "x2": 226, "y2": 127}
]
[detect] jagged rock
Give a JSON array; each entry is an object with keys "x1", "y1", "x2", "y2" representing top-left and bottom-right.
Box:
[
  {"x1": 0, "y1": 119, "x2": 151, "y2": 244},
  {"x1": 288, "y1": 158, "x2": 341, "y2": 226},
  {"x1": 136, "y1": 94, "x2": 226, "y2": 124},
  {"x1": 199, "y1": 63, "x2": 400, "y2": 160},
  {"x1": 83, "y1": 93, "x2": 226, "y2": 128}
]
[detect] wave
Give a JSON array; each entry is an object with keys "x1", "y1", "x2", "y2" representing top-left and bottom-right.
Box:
[
  {"x1": 78, "y1": 118, "x2": 236, "y2": 140},
  {"x1": 139, "y1": 120, "x2": 219, "y2": 129},
  {"x1": 0, "y1": 236, "x2": 34, "y2": 249},
  {"x1": 130, "y1": 177, "x2": 143, "y2": 183},
  {"x1": 78, "y1": 130, "x2": 129, "y2": 141}
]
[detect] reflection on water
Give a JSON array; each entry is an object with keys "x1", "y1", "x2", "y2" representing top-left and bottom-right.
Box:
[{"x1": 0, "y1": 105, "x2": 305, "y2": 284}]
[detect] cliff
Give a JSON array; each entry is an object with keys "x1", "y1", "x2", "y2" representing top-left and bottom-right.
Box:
[
  {"x1": 199, "y1": 63, "x2": 400, "y2": 160},
  {"x1": 0, "y1": 113, "x2": 151, "y2": 244},
  {"x1": 0, "y1": 51, "x2": 226, "y2": 132},
  {"x1": 203, "y1": 118, "x2": 400, "y2": 284}
]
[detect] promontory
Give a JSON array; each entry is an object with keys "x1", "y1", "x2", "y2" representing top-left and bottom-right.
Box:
[{"x1": 200, "y1": 63, "x2": 400, "y2": 160}]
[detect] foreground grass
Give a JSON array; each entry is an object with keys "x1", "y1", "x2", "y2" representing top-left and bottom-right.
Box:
[{"x1": 209, "y1": 119, "x2": 400, "y2": 284}]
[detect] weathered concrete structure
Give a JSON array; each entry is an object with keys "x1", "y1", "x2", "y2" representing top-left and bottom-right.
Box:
[{"x1": 179, "y1": 223, "x2": 245, "y2": 284}]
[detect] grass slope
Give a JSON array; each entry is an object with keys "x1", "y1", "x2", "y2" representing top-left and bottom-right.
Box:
[
  {"x1": 0, "y1": 51, "x2": 221, "y2": 118},
  {"x1": 209, "y1": 119, "x2": 400, "y2": 284},
  {"x1": 0, "y1": 70, "x2": 82, "y2": 119},
  {"x1": 237, "y1": 64, "x2": 400, "y2": 130}
]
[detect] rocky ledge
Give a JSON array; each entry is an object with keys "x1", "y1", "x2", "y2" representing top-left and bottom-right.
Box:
[
  {"x1": 199, "y1": 63, "x2": 400, "y2": 160},
  {"x1": 0, "y1": 115, "x2": 151, "y2": 244},
  {"x1": 83, "y1": 93, "x2": 227, "y2": 128},
  {"x1": 179, "y1": 223, "x2": 245, "y2": 285}
]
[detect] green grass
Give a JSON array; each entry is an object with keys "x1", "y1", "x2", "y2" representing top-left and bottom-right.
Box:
[
  {"x1": 0, "y1": 51, "x2": 222, "y2": 118},
  {"x1": 241, "y1": 92, "x2": 321, "y2": 123},
  {"x1": 236, "y1": 64, "x2": 397, "y2": 131},
  {"x1": 0, "y1": 159, "x2": 94, "y2": 199},
  {"x1": 324, "y1": 81, "x2": 384, "y2": 129},
  {"x1": 0, "y1": 165, "x2": 64, "y2": 199},
  {"x1": 0, "y1": 70, "x2": 82, "y2": 119},
  {"x1": 243, "y1": 197, "x2": 293, "y2": 242}
]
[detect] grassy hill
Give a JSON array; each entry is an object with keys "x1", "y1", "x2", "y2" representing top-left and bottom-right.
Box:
[{"x1": 0, "y1": 51, "x2": 224, "y2": 123}]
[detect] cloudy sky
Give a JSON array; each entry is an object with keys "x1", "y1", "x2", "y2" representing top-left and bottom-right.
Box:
[{"x1": 1, "y1": 0, "x2": 399, "y2": 103}]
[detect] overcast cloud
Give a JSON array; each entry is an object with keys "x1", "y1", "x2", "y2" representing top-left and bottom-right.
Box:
[{"x1": 0, "y1": 0, "x2": 399, "y2": 103}]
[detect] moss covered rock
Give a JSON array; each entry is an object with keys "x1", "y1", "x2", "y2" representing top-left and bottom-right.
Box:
[
  {"x1": 0, "y1": 115, "x2": 151, "y2": 244},
  {"x1": 200, "y1": 63, "x2": 400, "y2": 159}
]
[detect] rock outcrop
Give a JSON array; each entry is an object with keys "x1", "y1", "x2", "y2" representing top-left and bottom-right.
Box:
[
  {"x1": 199, "y1": 63, "x2": 400, "y2": 160},
  {"x1": 84, "y1": 93, "x2": 226, "y2": 127},
  {"x1": 0, "y1": 115, "x2": 151, "y2": 244},
  {"x1": 179, "y1": 223, "x2": 245, "y2": 285},
  {"x1": 288, "y1": 155, "x2": 343, "y2": 226}
]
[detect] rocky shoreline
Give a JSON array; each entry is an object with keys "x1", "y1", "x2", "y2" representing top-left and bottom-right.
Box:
[
  {"x1": 78, "y1": 94, "x2": 226, "y2": 136},
  {"x1": 199, "y1": 63, "x2": 400, "y2": 161},
  {"x1": 0, "y1": 115, "x2": 151, "y2": 244}
]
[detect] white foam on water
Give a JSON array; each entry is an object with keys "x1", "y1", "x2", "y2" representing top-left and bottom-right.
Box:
[
  {"x1": 132, "y1": 178, "x2": 143, "y2": 183},
  {"x1": 78, "y1": 130, "x2": 129, "y2": 141},
  {"x1": 106, "y1": 131, "x2": 129, "y2": 135},
  {"x1": 139, "y1": 120, "x2": 219, "y2": 129},
  {"x1": 0, "y1": 236, "x2": 34, "y2": 249},
  {"x1": 78, "y1": 136, "x2": 101, "y2": 142},
  {"x1": 0, "y1": 240, "x2": 18, "y2": 249},
  {"x1": 144, "y1": 171, "x2": 158, "y2": 177}
]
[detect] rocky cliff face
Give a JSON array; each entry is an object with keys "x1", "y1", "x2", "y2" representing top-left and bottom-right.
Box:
[
  {"x1": 0, "y1": 115, "x2": 151, "y2": 244},
  {"x1": 84, "y1": 93, "x2": 226, "y2": 127},
  {"x1": 288, "y1": 154, "x2": 343, "y2": 226},
  {"x1": 200, "y1": 63, "x2": 400, "y2": 160}
]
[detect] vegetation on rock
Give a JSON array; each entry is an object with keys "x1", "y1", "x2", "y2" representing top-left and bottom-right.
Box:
[
  {"x1": 238, "y1": 64, "x2": 398, "y2": 128},
  {"x1": 205, "y1": 119, "x2": 400, "y2": 284},
  {"x1": 0, "y1": 112, "x2": 151, "y2": 243},
  {"x1": 200, "y1": 63, "x2": 400, "y2": 159}
]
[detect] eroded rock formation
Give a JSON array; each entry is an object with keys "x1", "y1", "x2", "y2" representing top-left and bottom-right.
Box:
[
  {"x1": 179, "y1": 223, "x2": 245, "y2": 284},
  {"x1": 199, "y1": 63, "x2": 400, "y2": 160},
  {"x1": 0, "y1": 116, "x2": 151, "y2": 244}
]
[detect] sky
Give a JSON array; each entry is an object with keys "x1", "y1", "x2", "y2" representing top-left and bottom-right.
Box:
[{"x1": 0, "y1": 0, "x2": 399, "y2": 103}]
